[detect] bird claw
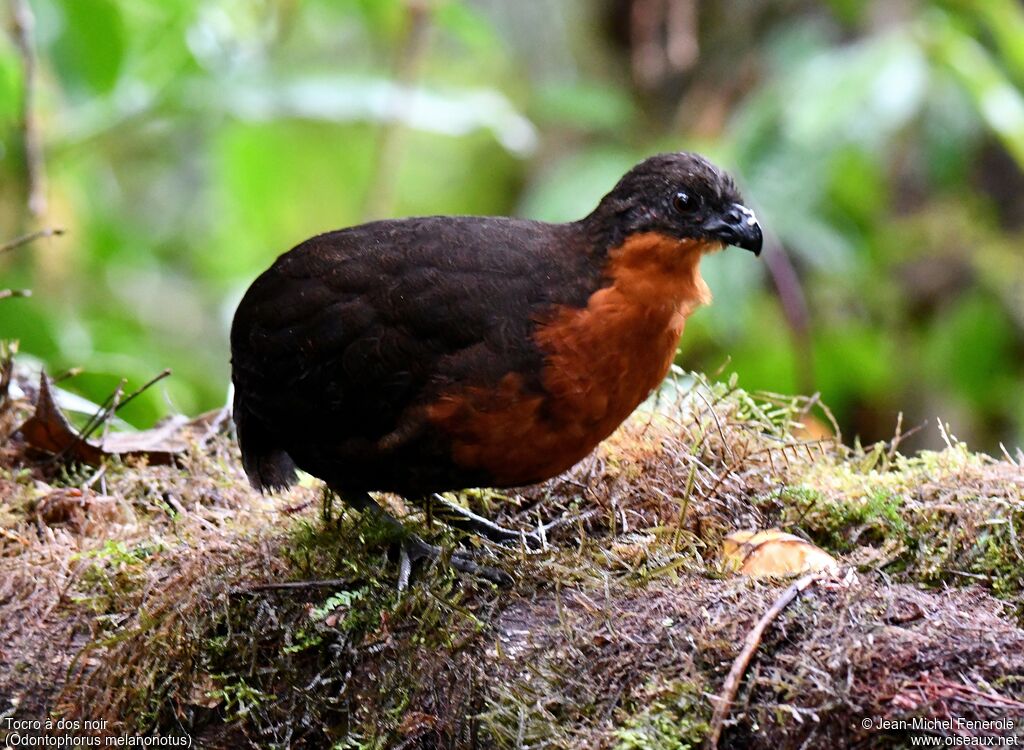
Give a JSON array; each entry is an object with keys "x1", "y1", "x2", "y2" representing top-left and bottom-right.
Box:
[
  {"x1": 480, "y1": 525, "x2": 544, "y2": 552},
  {"x1": 397, "y1": 545, "x2": 413, "y2": 592},
  {"x1": 398, "y1": 534, "x2": 513, "y2": 588},
  {"x1": 449, "y1": 550, "x2": 514, "y2": 587},
  {"x1": 519, "y1": 530, "x2": 545, "y2": 551},
  {"x1": 418, "y1": 493, "x2": 546, "y2": 552}
]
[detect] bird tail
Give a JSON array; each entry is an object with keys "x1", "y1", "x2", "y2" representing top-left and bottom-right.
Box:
[{"x1": 233, "y1": 393, "x2": 297, "y2": 492}]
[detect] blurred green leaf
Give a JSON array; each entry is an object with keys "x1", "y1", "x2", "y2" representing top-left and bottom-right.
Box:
[
  {"x1": 922, "y1": 292, "x2": 1016, "y2": 411},
  {"x1": 50, "y1": 0, "x2": 126, "y2": 95},
  {"x1": 926, "y1": 10, "x2": 1024, "y2": 168},
  {"x1": 394, "y1": 129, "x2": 519, "y2": 217},
  {"x1": 825, "y1": 147, "x2": 888, "y2": 230},
  {"x1": 813, "y1": 324, "x2": 899, "y2": 412},
  {"x1": 824, "y1": 0, "x2": 869, "y2": 26},
  {"x1": 954, "y1": 0, "x2": 1024, "y2": 86},
  {"x1": 205, "y1": 75, "x2": 536, "y2": 155},
  {"x1": 434, "y1": 0, "x2": 502, "y2": 54},
  {"x1": 210, "y1": 121, "x2": 375, "y2": 279},
  {"x1": 342, "y1": 0, "x2": 405, "y2": 41},
  {"x1": 781, "y1": 31, "x2": 928, "y2": 149},
  {"x1": 532, "y1": 81, "x2": 635, "y2": 132},
  {"x1": 518, "y1": 149, "x2": 638, "y2": 222},
  {"x1": 0, "y1": 47, "x2": 21, "y2": 123}
]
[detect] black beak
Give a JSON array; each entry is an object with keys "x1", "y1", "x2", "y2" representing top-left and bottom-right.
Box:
[{"x1": 703, "y1": 203, "x2": 762, "y2": 256}]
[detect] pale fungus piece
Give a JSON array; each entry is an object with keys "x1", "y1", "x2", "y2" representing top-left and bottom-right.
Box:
[{"x1": 723, "y1": 529, "x2": 839, "y2": 577}]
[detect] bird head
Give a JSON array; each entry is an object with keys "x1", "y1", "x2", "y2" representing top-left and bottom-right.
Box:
[{"x1": 586, "y1": 152, "x2": 763, "y2": 256}]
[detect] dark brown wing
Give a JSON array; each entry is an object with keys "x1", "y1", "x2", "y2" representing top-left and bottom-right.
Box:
[{"x1": 230, "y1": 216, "x2": 601, "y2": 492}]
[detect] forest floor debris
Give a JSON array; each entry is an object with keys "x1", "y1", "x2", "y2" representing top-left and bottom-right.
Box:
[{"x1": 1, "y1": 364, "x2": 1023, "y2": 748}]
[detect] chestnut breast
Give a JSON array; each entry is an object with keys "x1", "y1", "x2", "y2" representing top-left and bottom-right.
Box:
[{"x1": 425, "y1": 233, "x2": 717, "y2": 486}]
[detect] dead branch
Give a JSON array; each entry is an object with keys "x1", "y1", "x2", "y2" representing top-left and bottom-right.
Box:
[
  {"x1": 0, "y1": 340, "x2": 17, "y2": 417},
  {"x1": 231, "y1": 578, "x2": 352, "y2": 595},
  {"x1": 1, "y1": 228, "x2": 63, "y2": 301},
  {"x1": 706, "y1": 572, "x2": 822, "y2": 749},
  {"x1": 0, "y1": 227, "x2": 64, "y2": 255},
  {"x1": 361, "y1": 0, "x2": 434, "y2": 221},
  {"x1": 76, "y1": 368, "x2": 171, "y2": 445},
  {"x1": 10, "y1": 0, "x2": 47, "y2": 217},
  {"x1": 762, "y1": 239, "x2": 815, "y2": 395}
]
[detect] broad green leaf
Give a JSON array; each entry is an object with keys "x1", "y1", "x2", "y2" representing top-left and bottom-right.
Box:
[
  {"x1": 517, "y1": 149, "x2": 639, "y2": 223},
  {"x1": 926, "y1": 10, "x2": 1024, "y2": 168},
  {"x1": 49, "y1": 0, "x2": 126, "y2": 95},
  {"x1": 532, "y1": 81, "x2": 635, "y2": 132}
]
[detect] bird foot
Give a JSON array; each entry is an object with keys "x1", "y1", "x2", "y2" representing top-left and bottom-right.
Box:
[
  {"x1": 419, "y1": 493, "x2": 546, "y2": 551},
  {"x1": 397, "y1": 533, "x2": 513, "y2": 590},
  {"x1": 476, "y1": 523, "x2": 545, "y2": 551}
]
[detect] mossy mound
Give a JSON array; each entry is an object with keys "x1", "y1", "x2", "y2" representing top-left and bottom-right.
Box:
[{"x1": 2, "y1": 372, "x2": 1023, "y2": 748}]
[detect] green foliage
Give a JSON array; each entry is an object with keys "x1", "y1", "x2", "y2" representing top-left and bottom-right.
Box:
[
  {"x1": 0, "y1": 0, "x2": 1022, "y2": 452},
  {"x1": 807, "y1": 487, "x2": 909, "y2": 552},
  {"x1": 50, "y1": 0, "x2": 125, "y2": 96},
  {"x1": 205, "y1": 676, "x2": 269, "y2": 722},
  {"x1": 70, "y1": 539, "x2": 166, "y2": 614},
  {"x1": 612, "y1": 681, "x2": 709, "y2": 750}
]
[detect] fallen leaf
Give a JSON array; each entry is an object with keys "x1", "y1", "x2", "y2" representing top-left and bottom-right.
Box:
[
  {"x1": 722, "y1": 529, "x2": 838, "y2": 577},
  {"x1": 186, "y1": 674, "x2": 223, "y2": 709},
  {"x1": 18, "y1": 373, "x2": 225, "y2": 467},
  {"x1": 99, "y1": 415, "x2": 190, "y2": 456},
  {"x1": 0, "y1": 527, "x2": 30, "y2": 546},
  {"x1": 35, "y1": 487, "x2": 130, "y2": 532},
  {"x1": 399, "y1": 711, "x2": 439, "y2": 737}
]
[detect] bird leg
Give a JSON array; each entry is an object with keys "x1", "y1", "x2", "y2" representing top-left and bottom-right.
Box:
[
  {"x1": 332, "y1": 488, "x2": 512, "y2": 588},
  {"x1": 411, "y1": 493, "x2": 544, "y2": 550}
]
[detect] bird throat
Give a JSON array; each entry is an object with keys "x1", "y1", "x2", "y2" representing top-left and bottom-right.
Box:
[{"x1": 426, "y1": 232, "x2": 716, "y2": 486}]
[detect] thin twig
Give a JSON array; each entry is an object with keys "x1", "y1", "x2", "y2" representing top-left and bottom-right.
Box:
[
  {"x1": 0, "y1": 341, "x2": 17, "y2": 414},
  {"x1": 762, "y1": 239, "x2": 814, "y2": 395},
  {"x1": 707, "y1": 572, "x2": 822, "y2": 748},
  {"x1": 280, "y1": 498, "x2": 316, "y2": 515},
  {"x1": 77, "y1": 368, "x2": 172, "y2": 444},
  {"x1": 0, "y1": 289, "x2": 31, "y2": 300},
  {"x1": 887, "y1": 411, "x2": 904, "y2": 461},
  {"x1": 537, "y1": 508, "x2": 600, "y2": 535},
  {"x1": 362, "y1": 0, "x2": 434, "y2": 220},
  {"x1": 50, "y1": 368, "x2": 172, "y2": 464},
  {"x1": 108, "y1": 368, "x2": 172, "y2": 416},
  {"x1": 53, "y1": 367, "x2": 82, "y2": 383},
  {"x1": 230, "y1": 578, "x2": 350, "y2": 595},
  {"x1": 73, "y1": 378, "x2": 126, "y2": 448},
  {"x1": 695, "y1": 388, "x2": 734, "y2": 461},
  {"x1": 0, "y1": 227, "x2": 64, "y2": 254},
  {"x1": 10, "y1": 0, "x2": 47, "y2": 217},
  {"x1": 100, "y1": 380, "x2": 125, "y2": 445}
]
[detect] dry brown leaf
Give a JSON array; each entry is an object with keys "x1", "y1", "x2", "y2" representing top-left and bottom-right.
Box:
[
  {"x1": 18, "y1": 373, "x2": 225, "y2": 467},
  {"x1": 722, "y1": 529, "x2": 838, "y2": 577},
  {"x1": 35, "y1": 487, "x2": 130, "y2": 532},
  {"x1": 186, "y1": 673, "x2": 222, "y2": 709},
  {"x1": 399, "y1": 710, "x2": 440, "y2": 737}
]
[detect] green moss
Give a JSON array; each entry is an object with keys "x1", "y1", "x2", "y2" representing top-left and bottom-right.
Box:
[
  {"x1": 70, "y1": 539, "x2": 166, "y2": 614},
  {"x1": 973, "y1": 518, "x2": 1024, "y2": 604},
  {"x1": 774, "y1": 463, "x2": 1023, "y2": 614},
  {"x1": 795, "y1": 486, "x2": 907, "y2": 552},
  {"x1": 9, "y1": 373, "x2": 1022, "y2": 747},
  {"x1": 205, "y1": 676, "x2": 270, "y2": 722},
  {"x1": 612, "y1": 681, "x2": 709, "y2": 750}
]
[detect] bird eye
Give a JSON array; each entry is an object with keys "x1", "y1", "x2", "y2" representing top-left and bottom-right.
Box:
[{"x1": 672, "y1": 191, "x2": 695, "y2": 213}]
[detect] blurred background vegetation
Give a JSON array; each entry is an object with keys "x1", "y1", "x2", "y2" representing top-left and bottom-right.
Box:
[{"x1": 1, "y1": 0, "x2": 1022, "y2": 453}]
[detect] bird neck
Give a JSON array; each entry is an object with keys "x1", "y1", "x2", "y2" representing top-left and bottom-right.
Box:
[{"x1": 601, "y1": 231, "x2": 716, "y2": 319}]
